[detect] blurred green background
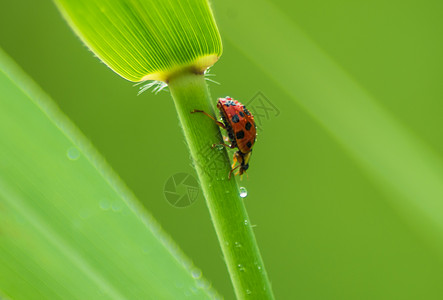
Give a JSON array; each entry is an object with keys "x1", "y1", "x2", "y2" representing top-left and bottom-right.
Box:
[{"x1": 1, "y1": 0, "x2": 443, "y2": 299}]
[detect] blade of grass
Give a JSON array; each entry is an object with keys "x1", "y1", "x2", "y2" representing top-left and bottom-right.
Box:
[
  {"x1": 0, "y1": 47, "x2": 220, "y2": 299},
  {"x1": 214, "y1": 0, "x2": 443, "y2": 253}
]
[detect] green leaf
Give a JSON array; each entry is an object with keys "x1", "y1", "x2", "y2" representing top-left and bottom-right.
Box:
[
  {"x1": 53, "y1": 0, "x2": 222, "y2": 82},
  {"x1": 0, "y1": 48, "x2": 220, "y2": 299}
]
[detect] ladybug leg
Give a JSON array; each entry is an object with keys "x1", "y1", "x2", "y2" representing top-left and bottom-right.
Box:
[
  {"x1": 228, "y1": 165, "x2": 240, "y2": 180},
  {"x1": 211, "y1": 142, "x2": 236, "y2": 149},
  {"x1": 228, "y1": 153, "x2": 241, "y2": 180},
  {"x1": 191, "y1": 110, "x2": 226, "y2": 130},
  {"x1": 231, "y1": 153, "x2": 239, "y2": 168}
]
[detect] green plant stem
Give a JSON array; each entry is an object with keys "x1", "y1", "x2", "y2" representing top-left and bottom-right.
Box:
[{"x1": 168, "y1": 71, "x2": 274, "y2": 299}]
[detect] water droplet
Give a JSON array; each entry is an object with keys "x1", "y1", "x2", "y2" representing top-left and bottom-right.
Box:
[
  {"x1": 238, "y1": 264, "x2": 246, "y2": 272},
  {"x1": 190, "y1": 286, "x2": 198, "y2": 294},
  {"x1": 239, "y1": 187, "x2": 248, "y2": 198},
  {"x1": 234, "y1": 242, "x2": 242, "y2": 248},
  {"x1": 111, "y1": 201, "x2": 122, "y2": 212},
  {"x1": 257, "y1": 265, "x2": 262, "y2": 272},
  {"x1": 183, "y1": 260, "x2": 193, "y2": 270},
  {"x1": 246, "y1": 289, "x2": 252, "y2": 295},
  {"x1": 213, "y1": 294, "x2": 223, "y2": 300},
  {"x1": 196, "y1": 278, "x2": 210, "y2": 290},
  {"x1": 67, "y1": 147, "x2": 80, "y2": 160},
  {"x1": 191, "y1": 268, "x2": 202, "y2": 279},
  {"x1": 244, "y1": 219, "x2": 249, "y2": 226},
  {"x1": 99, "y1": 199, "x2": 110, "y2": 210}
]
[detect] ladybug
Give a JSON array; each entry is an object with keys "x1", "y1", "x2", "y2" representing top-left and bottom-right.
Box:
[{"x1": 191, "y1": 97, "x2": 257, "y2": 179}]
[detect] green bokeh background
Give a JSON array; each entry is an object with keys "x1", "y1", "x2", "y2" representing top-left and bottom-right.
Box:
[{"x1": 1, "y1": 0, "x2": 443, "y2": 299}]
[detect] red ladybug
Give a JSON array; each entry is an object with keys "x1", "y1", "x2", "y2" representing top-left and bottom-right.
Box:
[{"x1": 191, "y1": 97, "x2": 257, "y2": 179}]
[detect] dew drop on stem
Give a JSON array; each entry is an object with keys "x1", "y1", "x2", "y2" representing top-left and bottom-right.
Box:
[
  {"x1": 239, "y1": 186, "x2": 248, "y2": 198},
  {"x1": 191, "y1": 268, "x2": 202, "y2": 279},
  {"x1": 67, "y1": 147, "x2": 80, "y2": 160},
  {"x1": 99, "y1": 199, "x2": 110, "y2": 210}
]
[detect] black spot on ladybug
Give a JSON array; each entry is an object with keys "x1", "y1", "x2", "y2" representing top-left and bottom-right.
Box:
[
  {"x1": 226, "y1": 100, "x2": 235, "y2": 106},
  {"x1": 243, "y1": 107, "x2": 251, "y2": 116},
  {"x1": 231, "y1": 114, "x2": 240, "y2": 123},
  {"x1": 246, "y1": 141, "x2": 252, "y2": 148},
  {"x1": 239, "y1": 111, "x2": 245, "y2": 117},
  {"x1": 245, "y1": 122, "x2": 252, "y2": 130},
  {"x1": 236, "y1": 130, "x2": 245, "y2": 139}
]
